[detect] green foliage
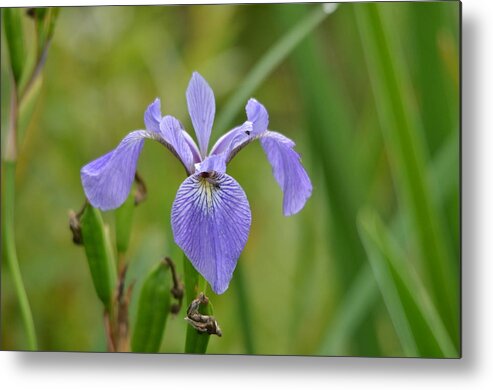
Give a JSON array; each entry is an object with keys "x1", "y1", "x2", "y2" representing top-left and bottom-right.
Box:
[
  {"x1": 358, "y1": 209, "x2": 458, "y2": 357},
  {"x1": 3, "y1": 8, "x2": 26, "y2": 85},
  {"x1": 131, "y1": 260, "x2": 171, "y2": 353},
  {"x1": 115, "y1": 195, "x2": 135, "y2": 255}
]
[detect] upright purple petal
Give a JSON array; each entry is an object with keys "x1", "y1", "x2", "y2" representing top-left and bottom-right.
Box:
[
  {"x1": 260, "y1": 131, "x2": 312, "y2": 215},
  {"x1": 246, "y1": 98, "x2": 269, "y2": 134},
  {"x1": 209, "y1": 121, "x2": 253, "y2": 156},
  {"x1": 197, "y1": 154, "x2": 227, "y2": 174},
  {"x1": 171, "y1": 172, "x2": 251, "y2": 294},
  {"x1": 160, "y1": 116, "x2": 195, "y2": 172},
  {"x1": 81, "y1": 130, "x2": 150, "y2": 211},
  {"x1": 181, "y1": 130, "x2": 202, "y2": 164},
  {"x1": 144, "y1": 98, "x2": 162, "y2": 134},
  {"x1": 186, "y1": 72, "x2": 215, "y2": 157}
]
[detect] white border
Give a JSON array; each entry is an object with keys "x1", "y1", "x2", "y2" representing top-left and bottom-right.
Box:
[{"x1": 2, "y1": 0, "x2": 493, "y2": 389}]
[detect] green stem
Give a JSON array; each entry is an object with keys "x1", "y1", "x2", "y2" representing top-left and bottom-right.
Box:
[
  {"x1": 2, "y1": 161, "x2": 38, "y2": 350},
  {"x1": 183, "y1": 255, "x2": 211, "y2": 354},
  {"x1": 214, "y1": 3, "x2": 337, "y2": 134}
]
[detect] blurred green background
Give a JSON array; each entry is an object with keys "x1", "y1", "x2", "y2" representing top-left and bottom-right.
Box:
[{"x1": 1, "y1": 2, "x2": 459, "y2": 357}]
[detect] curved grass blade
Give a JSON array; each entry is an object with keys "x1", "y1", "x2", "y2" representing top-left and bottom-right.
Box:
[
  {"x1": 131, "y1": 260, "x2": 171, "y2": 353},
  {"x1": 278, "y1": 3, "x2": 382, "y2": 355},
  {"x1": 354, "y1": 3, "x2": 459, "y2": 345},
  {"x1": 2, "y1": 161, "x2": 37, "y2": 350},
  {"x1": 3, "y1": 8, "x2": 26, "y2": 85},
  {"x1": 318, "y1": 263, "x2": 379, "y2": 356},
  {"x1": 358, "y1": 210, "x2": 419, "y2": 357},
  {"x1": 358, "y1": 208, "x2": 458, "y2": 357}
]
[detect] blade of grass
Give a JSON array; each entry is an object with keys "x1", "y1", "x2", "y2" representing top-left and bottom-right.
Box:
[
  {"x1": 358, "y1": 208, "x2": 458, "y2": 357},
  {"x1": 318, "y1": 263, "x2": 379, "y2": 356},
  {"x1": 358, "y1": 210, "x2": 419, "y2": 357},
  {"x1": 2, "y1": 160, "x2": 38, "y2": 350},
  {"x1": 408, "y1": 2, "x2": 459, "y2": 155},
  {"x1": 354, "y1": 3, "x2": 458, "y2": 345},
  {"x1": 3, "y1": 8, "x2": 26, "y2": 86},
  {"x1": 277, "y1": 4, "x2": 382, "y2": 355},
  {"x1": 319, "y1": 131, "x2": 461, "y2": 357}
]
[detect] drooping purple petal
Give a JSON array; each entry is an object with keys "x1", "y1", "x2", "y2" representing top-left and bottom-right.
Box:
[
  {"x1": 246, "y1": 98, "x2": 269, "y2": 134},
  {"x1": 144, "y1": 98, "x2": 162, "y2": 134},
  {"x1": 81, "y1": 130, "x2": 150, "y2": 211},
  {"x1": 186, "y1": 72, "x2": 215, "y2": 157},
  {"x1": 260, "y1": 131, "x2": 312, "y2": 216},
  {"x1": 159, "y1": 116, "x2": 195, "y2": 172},
  {"x1": 171, "y1": 172, "x2": 251, "y2": 294}
]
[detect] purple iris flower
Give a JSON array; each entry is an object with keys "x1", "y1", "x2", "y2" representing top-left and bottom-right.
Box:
[{"x1": 81, "y1": 72, "x2": 312, "y2": 294}]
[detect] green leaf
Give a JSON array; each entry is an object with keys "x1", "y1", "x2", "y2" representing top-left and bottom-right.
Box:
[
  {"x1": 278, "y1": 4, "x2": 382, "y2": 355},
  {"x1": 3, "y1": 8, "x2": 26, "y2": 85},
  {"x1": 115, "y1": 195, "x2": 134, "y2": 255},
  {"x1": 131, "y1": 260, "x2": 171, "y2": 353},
  {"x1": 80, "y1": 204, "x2": 117, "y2": 309},
  {"x1": 318, "y1": 264, "x2": 379, "y2": 356},
  {"x1": 358, "y1": 210, "x2": 419, "y2": 357},
  {"x1": 354, "y1": 3, "x2": 459, "y2": 345},
  {"x1": 183, "y1": 256, "x2": 211, "y2": 354},
  {"x1": 358, "y1": 208, "x2": 458, "y2": 357}
]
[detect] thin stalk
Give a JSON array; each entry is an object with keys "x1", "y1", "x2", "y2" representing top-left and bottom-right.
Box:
[
  {"x1": 2, "y1": 160, "x2": 38, "y2": 350},
  {"x1": 214, "y1": 3, "x2": 338, "y2": 134}
]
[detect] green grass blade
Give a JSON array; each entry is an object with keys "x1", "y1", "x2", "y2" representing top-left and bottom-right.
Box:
[
  {"x1": 278, "y1": 4, "x2": 382, "y2": 355},
  {"x1": 354, "y1": 3, "x2": 458, "y2": 344},
  {"x1": 358, "y1": 208, "x2": 458, "y2": 357},
  {"x1": 318, "y1": 263, "x2": 379, "y2": 356},
  {"x1": 3, "y1": 8, "x2": 26, "y2": 85},
  {"x1": 80, "y1": 204, "x2": 117, "y2": 309},
  {"x1": 358, "y1": 210, "x2": 419, "y2": 356},
  {"x1": 2, "y1": 161, "x2": 38, "y2": 350},
  {"x1": 131, "y1": 260, "x2": 171, "y2": 353},
  {"x1": 214, "y1": 3, "x2": 337, "y2": 134}
]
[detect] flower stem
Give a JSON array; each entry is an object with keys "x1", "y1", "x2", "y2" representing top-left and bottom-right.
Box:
[
  {"x1": 2, "y1": 160, "x2": 38, "y2": 350},
  {"x1": 183, "y1": 255, "x2": 211, "y2": 353}
]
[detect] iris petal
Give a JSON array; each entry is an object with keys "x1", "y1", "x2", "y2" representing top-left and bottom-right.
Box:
[
  {"x1": 159, "y1": 116, "x2": 195, "y2": 173},
  {"x1": 81, "y1": 130, "x2": 150, "y2": 211},
  {"x1": 171, "y1": 172, "x2": 251, "y2": 294},
  {"x1": 246, "y1": 98, "x2": 269, "y2": 134},
  {"x1": 144, "y1": 98, "x2": 162, "y2": 134},
  {"x1": 186, "y1": 72, "x2": 215, "y2": 157},
  {"x1": 260, "y1": 131, "x2": 312, "y2": 216}
]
